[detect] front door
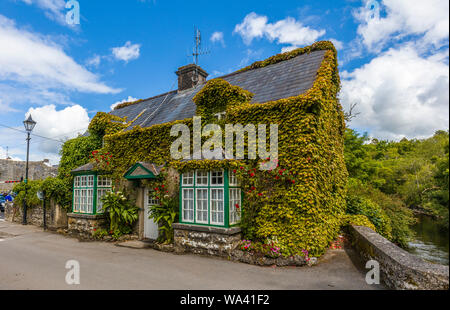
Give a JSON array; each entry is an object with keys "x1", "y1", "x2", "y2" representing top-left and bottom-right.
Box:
[{"x1": 143, "y1": 188, "x2": 159, "y2": 240}]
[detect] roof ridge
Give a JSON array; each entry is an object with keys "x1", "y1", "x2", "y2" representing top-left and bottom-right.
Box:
[{"x1": 221, "y1": 40, "x2": 335, "y2": 78}]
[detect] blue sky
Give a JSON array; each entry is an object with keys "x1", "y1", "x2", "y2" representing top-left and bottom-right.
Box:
[{"x1": 0, "y1": 0, "x2": 448, "y2": 164}]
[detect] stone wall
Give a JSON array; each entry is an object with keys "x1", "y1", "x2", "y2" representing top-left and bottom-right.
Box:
[
  {"x1": 67, "y1": 213, "x2": 107, "y2": 239},
  {"x1": 348, "y1": 225, "x2": 449, "y2": 290},
  {"x1": 4, "y1": 200, "x2": 67, "y2": 229},
  {"x1": 173, "y1": 223, "x2": 241, "y2": 257}
]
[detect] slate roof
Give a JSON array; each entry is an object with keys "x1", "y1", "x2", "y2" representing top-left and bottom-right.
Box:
[
  {"x1": 71, "y1": 163, "x2": 95, "y2": 173},
  {"x1": 110, "y1": 49, "x2": 326, "y2": 130}
]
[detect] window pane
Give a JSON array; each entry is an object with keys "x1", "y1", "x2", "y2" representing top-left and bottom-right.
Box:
[
  {"x1": 182, "y1": 171, "x2": 194, "y2": 186},
  {"x1": 211, "y1": 170, "x2": 223, "y2": 185},
  {"x1": 196, "y1": 170, "x2": 208, "y2": 186},
  {"x1": 147, "y1": 188, "x2": 160, "y2": 206},
  {"x1": 210, "y1": 188, "x2": 224, "y2": 225},
  {"x1": 87, "y1": 189, "x2": 93, "y2": 213},
  {"x1": 73, "y1": 189, "x2": 80, "y2": 212},
  {"x1": 88, "y1": 175, "x2": 94, "y2": 187},
  {"x1": 196, "y1": 189, "x2": 208, "y2": 223},
  {"x1": 182, "y1": 189, "x2": 194, "y2": 222},
  {"x1": 229, "y1": 188, "x2": 241, "y2": 225},
  {"x1": 97, "y1": 188, "x2": 111, "y2": 213},
  {"x1": 229, "y1": 170, "x2": 240, "y2": 186}
]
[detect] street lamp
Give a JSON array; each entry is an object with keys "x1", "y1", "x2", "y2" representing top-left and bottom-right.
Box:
[{"x1": 22, "y1": 114, "x2": 37, "y2": 225}]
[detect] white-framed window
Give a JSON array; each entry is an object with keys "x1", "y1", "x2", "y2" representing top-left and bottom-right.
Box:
[
  {"x1": 229, "y1": 188, "x2": 241, "y2": 225},
  {"x1": 196, "y1": 170, "x2": 208, "y2": 186},
  {"x1": 180, "y1": 170, "x2": 240, "y2": 227},
  {"x1": 228, "y1": 170, "x2": 240, "y2": 186},
  {"x1": 147, "y1": 188, "x2": 160, "y2": 206},
  {"x1": 196, "y1": 188, "x2": 208, "y2": 223},
  {"x1": 97, "y1": 176, "x2": 112, "y2": 187},
  {"x1": 211, "y1": 170, "x2": 224, "y2": 186},
  {"x1": 96, "y1": 176, "x2": 112, "y2": 213},
  {"x1": 182, "y1": 171, "x2": 194, "y2": 186},
  {"x1": 73, "y1": 175, "x2": 94, "y2": 214},
  {"x1": 73, "y1": 174, "x2": 111, "y2": 214},
  {"x1": 182, "y1": 188, "x2": 194, "y2": 222},
  {"x1": 96, "y1": 188, "x2": 111, "y2": 213},
  {"x1": 210, "y1": 188, "x2": 224, "y2": 225}
]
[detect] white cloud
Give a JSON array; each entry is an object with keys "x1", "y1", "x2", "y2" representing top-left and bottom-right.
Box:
[
  {"x1": 210, "y1": 31, "x2": 225, "y2": 46},
  {"x1": 112, "y1": 41, "x2": 141, "y2": 62},
  {"x1": 110, "y1": 96, "x2": 138, "y2": 110},
  {"x1": 234, "y1": 12, "x2": 325, "y2": 51},
  {"x1": 19, "y1": 0, "x2": 76, "y2": 28},
  {"x1": 0, "y1": 15, "x2": 120, "y2": 96},
  {"x1": 354, "y1": 0, "x2": 449, "y2": 52},
  {"x1": 340, "y1": 45, "x2": 449, "y2": 140},
  {"x1": 86, "y1": 55, "x2": 101, "y2": 68},
  {"x1": 25, "y1": 104, "x2": 90, "y2": 154}
]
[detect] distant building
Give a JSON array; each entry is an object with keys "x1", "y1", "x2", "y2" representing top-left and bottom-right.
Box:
[{"x1": 0, "y1": 158, "x2": 58, "y2": 191}]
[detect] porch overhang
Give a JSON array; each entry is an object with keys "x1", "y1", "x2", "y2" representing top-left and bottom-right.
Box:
[{"x1": 123, "y1": 162, "x2": 163, "y2": 180}]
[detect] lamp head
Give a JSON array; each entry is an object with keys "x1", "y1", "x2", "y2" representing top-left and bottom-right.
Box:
[{"x1": 23, "y1": 114, "x2": 37, "y2": 133}]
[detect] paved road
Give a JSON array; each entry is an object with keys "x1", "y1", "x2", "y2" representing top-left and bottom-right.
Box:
[{"x1": 0, "y1": 220, "x2": 383, "y2": 290}]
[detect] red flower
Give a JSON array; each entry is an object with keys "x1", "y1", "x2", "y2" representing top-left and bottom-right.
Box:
[
  {"x1": 235, "y1": 203, "x2": 240, "y2": 209},
  {"x1": 279, "y1": 170, "x2": 283, "y2": 175},
  {"x1": 161, "y1": 185, "x2": 164, "y2": 188},
  {"x1": 275, "y1": 176, "x2": 280, "y2": 180},
  {"x1": 291, "y1": 180, "x2": 295, "y2": 184},
  {"x1": 240, "y1": 166, "x2": 244, "y2": 170},
  {"x1": 258, "y1": 193, "x2": 263, "y2": 196},
  {"x1": 251, "y1": 186, "x2": 256, "y2": 190},
  {"x1": 249, "y1": 172, "x2": 255, "y2": 177},
  {"x1": 233, "y1": 169, "x2": 237, "y2": 173}
]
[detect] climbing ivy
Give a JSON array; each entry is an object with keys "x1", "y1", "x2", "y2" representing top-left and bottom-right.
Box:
[{"x1": 62, "y1": 41, "x2": 366, "y2": 257}]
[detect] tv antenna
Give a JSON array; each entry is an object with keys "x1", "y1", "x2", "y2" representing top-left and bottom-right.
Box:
[{"x1": 190, "y1": 27, "x2": 209, "y2": 84}]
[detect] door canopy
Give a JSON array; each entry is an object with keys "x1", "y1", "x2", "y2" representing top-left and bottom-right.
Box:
[{"x1": 123, "y1": 162, "x2": 163, "y2": 180}]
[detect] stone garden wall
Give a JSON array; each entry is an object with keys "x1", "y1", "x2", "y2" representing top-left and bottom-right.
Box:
[
  {"x1": 5, "y1": 200, "x2": 67, "y2": 229},
  {"x1": 348, "y1": 225, "x2": 449, "y2": 290},
  {"x1": 173, "y1": 223, "x2": 242, "y2": 257},
  {"x1": 67, "y1": 213, "x2": 107, "y2": 239}
]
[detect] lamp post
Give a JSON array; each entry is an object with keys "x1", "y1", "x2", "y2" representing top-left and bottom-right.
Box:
[{"x1": 22, "y1": 114, "x2": 37, "y2": 225}]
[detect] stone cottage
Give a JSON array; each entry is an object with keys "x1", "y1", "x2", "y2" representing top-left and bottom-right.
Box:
[{"x1": 68, "y1": 41, "x2": 347, "y2": 257}]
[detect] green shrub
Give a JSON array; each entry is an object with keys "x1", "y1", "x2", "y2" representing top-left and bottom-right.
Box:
[
  {"x1": 346, "y1": 194, "x2": 392, "y2": 239},
  {"x1": 347, "y1": 178, "x2": 415, "y2": 247},
  {"x1": 101, "y1": 191, "x2": 139, "y2": 237}
]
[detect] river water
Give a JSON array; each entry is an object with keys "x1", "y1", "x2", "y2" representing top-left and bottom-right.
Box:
[{"x1": 407, "y1": 214, "x2": 449, "y2": 265}]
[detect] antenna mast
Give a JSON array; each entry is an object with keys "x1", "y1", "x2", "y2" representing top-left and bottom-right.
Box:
[{"x1": 190, "y1": 27, "x2": 209, "y2": 85}]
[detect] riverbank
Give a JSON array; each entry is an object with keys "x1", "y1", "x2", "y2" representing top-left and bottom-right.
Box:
[{"x1": 407, "y1": 213, "x2": 449, "y2": 266}]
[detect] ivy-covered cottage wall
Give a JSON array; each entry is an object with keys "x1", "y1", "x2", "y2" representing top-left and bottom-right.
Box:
[{"x1": 61, "y1": 41, "x2": 372, "y2": 257}]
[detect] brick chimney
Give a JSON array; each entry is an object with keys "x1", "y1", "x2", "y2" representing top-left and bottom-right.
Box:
[{"x1": 176, "y1": 64, "x2": 208, "y2": 91}]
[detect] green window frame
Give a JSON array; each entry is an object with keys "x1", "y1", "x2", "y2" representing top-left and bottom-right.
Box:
[
  {"x1": 72, "y1": 173, "x2": 112, "y2": 215},
  {"x1": 179, "y1": 169, "x2": 241, "y2": 228}
]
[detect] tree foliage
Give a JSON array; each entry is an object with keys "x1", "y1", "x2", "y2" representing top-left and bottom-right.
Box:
[{"x1": 344, "y1": 128, "x2": 449, "y2": 245}]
